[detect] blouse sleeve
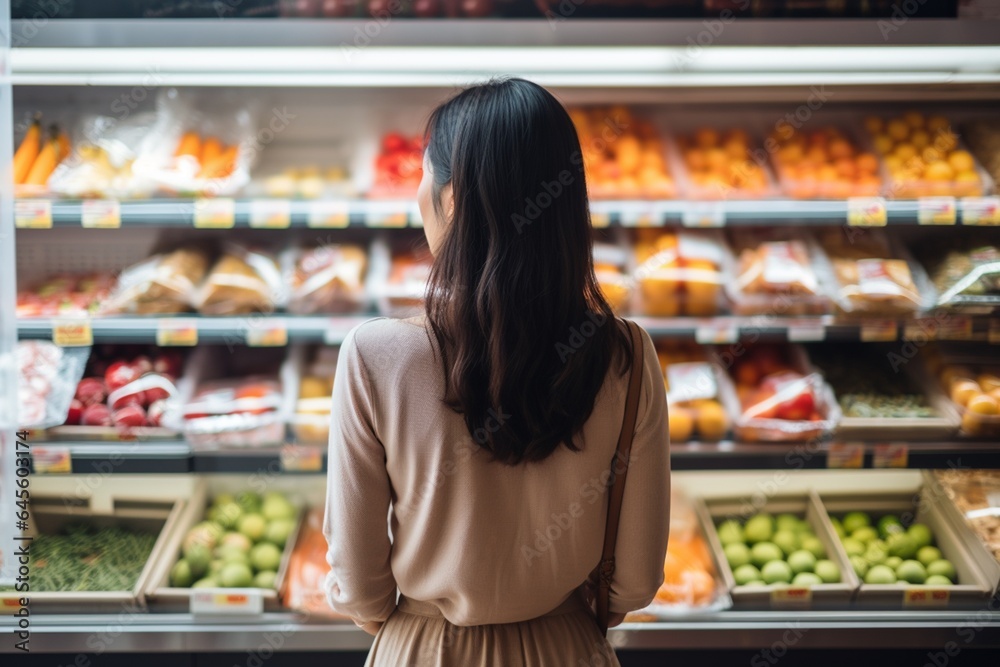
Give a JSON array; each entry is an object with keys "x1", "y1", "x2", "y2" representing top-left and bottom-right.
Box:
[
  {"x1": 608, "y1": 328, "x2": 671, "y2": 614},
  {"x1": 323, "y1": 325, "x2": 398, "y2": 624}
]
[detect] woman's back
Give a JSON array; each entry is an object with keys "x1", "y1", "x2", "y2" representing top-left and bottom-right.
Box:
[{"x1": 324, "y1": 315, "x2": 669, "y2": 626}]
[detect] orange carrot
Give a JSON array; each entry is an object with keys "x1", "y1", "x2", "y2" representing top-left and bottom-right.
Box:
[
  {"x1": 200, "y1": 137, "x2": 223, "y2": 166},
  {"x1": 175, "y1": 131, "x2": 201, "y2": 159},
  {"x1": 199, "y1": 145, "x2": 238, "y2": 179}
]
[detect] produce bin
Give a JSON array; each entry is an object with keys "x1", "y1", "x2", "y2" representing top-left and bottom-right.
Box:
[
  {"x1": 0, "y1": 494, "x2": 185, "y2": 613},
  {"x1": 144, "y1": 478, "x2": 303, "y2": 613},
  {"x1": 819, "y1": 488, "x2": 995, "y2": 609},
  {"x1": 695, "y1": 492, "x2": 859, "y2": 610}
]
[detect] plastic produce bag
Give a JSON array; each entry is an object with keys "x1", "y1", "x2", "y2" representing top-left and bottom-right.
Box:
[
  {"x1": 634, "y1": 229, "x2": 726, "y2": 316},
  {"x1": 102, "y1": 246, "x2": 211, "y2": 315},
  {"x1": 17, "y1": 341, "x2": 90, "y2": 429},
  {"x1": 139, "y1": 88, "x2": 260, "y2": 197},
  {"x1": 819, "y1": 229, "x2": 934, "y2": 316},
  {"x1": 923, "y1": 238, "x2": 1000, "y2": 311},
  {"x1": 659, "y1": 342, "x2": 733, "y2": 443},
  {"x1": 173, "y1": 376, "x2": 284, "y2": 447},
  {"x1": 195, "y1": 243, "x2": 284, "y2": 316},
  {"x1": 285, "y1": 244, "x2": 367, "y2": 315},
  {"x1": 282, "y1": 508, "x2": 348, "y2": 618}
]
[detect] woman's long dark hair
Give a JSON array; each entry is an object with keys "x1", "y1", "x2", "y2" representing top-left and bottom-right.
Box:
[{"x1": 424, "y1": 78, "x2": 632, "y2": 465}]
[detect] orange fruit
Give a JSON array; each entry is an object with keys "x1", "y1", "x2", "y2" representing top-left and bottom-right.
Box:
[
  {"x1": 863, "y1": 116, "x2": 883, "y2": 135},
  {"x1": 695, "y1": 127, "x2": 720, "y2": 149},
  {"x1": 910, "y1": 130, "x2": 931, "y2": 149},
  {"x1": 949, "y1": 150, "x2": 976, "y2": 173},
  {"x1": 903, "y1": 111, "x2": 926, "y2": 128},
  {"x1": 887, "y1": 119, "x2": 910, "y2": 141},
  {"x1": 856, "y1": 153, "x2": 879, "y2": 174},
  {"x1": 951, "y1": 380, "x2": 982, "y2": 407},
  {"x1": 668, "y1": 407, "x2": 695, "y2": 443},
  {"x1": 894, "y1": 144, "x2": 918, "y2": 162},
  {"x1": 695, "y1": 401, "x2": 729, "y2": 441},
  {"x1": 873, "y1": 134, "x2": 894, "y2": 155},
  {"x1": 681, "y1": 569, "x2": 716, "y2": 604},
  {"x1": 977, "y1": 374, "x2": 1000, "y2": 393},
  {"x1": 967, "y1": 394, "x2": 999, "y2": 416},
  {"x1": 925, "y1": 161, "x2": 955, "y2": 181}
]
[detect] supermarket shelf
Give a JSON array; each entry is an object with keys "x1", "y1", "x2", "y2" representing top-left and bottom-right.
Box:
[
  {"x1": 17, "y1": 315, "x2": 999, "y2": 345},
  {"x1": 26, "y1": 440, "x2": 1000, "y2": 475},
  {"x1": 17, "y1": 197, "x2": 1000, "y2": 228},
  {"x1": 3, "y1": 610, "x2": 999, "y2": 653},
  {"x1": 14, "y1": 19, "x2": 1000, "y2": 49}
]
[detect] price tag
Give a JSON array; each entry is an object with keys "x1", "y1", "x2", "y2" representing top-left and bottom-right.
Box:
[
  {"x1": 156, "y1": 320, "x2": 199, "y2": 347},
  {"x1": 1, "y1": 597, "x2": 23, "y2": 608},
  {"x1": 787, "y1": 322, "x2": 826, "y2": 342},
  {"x1": 53, "y1": 320, "x2": 93, "y2": 347},
  {"x1": 903, "y1": 318, "x2": 940, "y2": 342},
  {"x1": 860, "y1": 320, "x2": 897, "y2": 342},
  {"x1": 770, "y1": 587, "x2": 813, "y2": 607},
  {"x1": 280, "y1": 445, "x2": 324, "y2": 472},
  {"x1": 917, "y1": 197, "x2": 957, "y2": 225},
  {"x1": 902, "y1": 588, "x2": 950, "y2": 608},
  {"x1": 15, "y1": 199, "x2": 52, "y2": 229},
  {"x1": 590, "y1": 202, "x2": 614, "y2": 229},
  {"x1": 81, "y1": 199, "x2": 121, "y2": 229},
  {"x1": 190, "y1": 589, "x2": 264, "y2": 616},
  {"x1": 682, "y1": 202, "x2": 725, "y2": 228},
  {"x1": 873, "y1": 443, "x2": 909, "y2": 469},
  {"x1": 937, "y1": 316, "x2": 973, "y2": 340},
  {"x1": 619, "y1": 202, "x2": 658, "y2": 228},
  {"x1": 364, "y1": 203, "x2": 409, "y2": 228},
  {"x1": 961, "y1": 197, "x2": 1000, "y2": 226},
  {"x1": 989, "y1": 320, "x2": 1000, "y2": 345},
  {"x1": 307, "y1": 200, "x2": 350, "y2": 228},
  {"x1": 695, "y1": 325, "x2": 738, "y2": 345},
  {"x1": 246, "y1": 322, "x2": 288, "y2": 347},
  {"x1": 33, "y1": 446, "x2": 72, "y2": 474},
  {"x1": 827, "y1": 443, "x2": 864, "y2": 469},
  {"x1": 193, "y1": 198, "x2": 236, "y2": 228},
  {"x1": 249, "y1": 199, "x2": 291, "y2": 229},
  {"x1": 848, "y1": 197, "x2": 887, "y2": 227}
]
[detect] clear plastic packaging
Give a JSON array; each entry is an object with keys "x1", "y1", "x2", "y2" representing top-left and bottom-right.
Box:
[
  {"x1": 767, "y1": 125, "x2": 883, "y2": 199},
  {"x1": 369, "y1": 237, "x2": 434, "y2": 318},
  {"x1": 863, "y1": 111, "x2": 993, "y2": 198},
  {"x1": 594, "y1": 242, "x2": 632, "y2": 315},
  {"x1": 633, "y1": 488, "x2": 731, "y2": 619},
  {"x1": 284, "y1": 243, "x2": 368, "y2": 315},
  {"x1": 727, "y1": 229, "x2": 835, "y2": 316},
  {"x1": 719, "y1": 344, "x2": 840, "y2": 442},
  {"x1": 368, "y1": 131, "x2": 423, "y2": 199},
  {"x1": 17, "y1": 341, "x2": 90, "y2": 429},
  {"x1": 674, "y1": 127, "x2": 777, "y2": 200},
  {"x1": 658, "y1": 342, "x2": 734, "y2": 443},
  {"x1": 281, "y1": 508, "x2": 348, "y2": 618},
  {"x1": 102, "y1": 246, "x2": 211, "y2": 316},
  {"x1": 567, "y1": 105, "x2": 677, "y2": 199},
  {"x1": 818, "y1": 228, "x2": 936, "y2": 316},
  {"x1": 920, "y1": 237, "x2": 1000, "y2": 313},
  {"x1": 17, "y1": 272, "x2": 116, "y2": 319},
  {"x1": 288, "y1": 345, "x2": 337, "y2": 445},
  {"x1": 194, "y1": 243, "x2": 284, "y2": 316},
  {"x1": 634, "y1": 229, "x2": 727, "y2": 317},
  {"x1": 933, "y1": 361, "x2": 1000, "y2": 438}
]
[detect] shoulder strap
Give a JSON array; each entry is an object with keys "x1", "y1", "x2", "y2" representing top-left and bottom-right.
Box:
[{"x1": 594, "y1": 319, "x2": 644, "y2": 636}]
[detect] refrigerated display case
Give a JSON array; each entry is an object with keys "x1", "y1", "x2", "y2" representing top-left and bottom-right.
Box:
[{"x1": 2, "y1": 7, "x2": 1000, "y2": 662}]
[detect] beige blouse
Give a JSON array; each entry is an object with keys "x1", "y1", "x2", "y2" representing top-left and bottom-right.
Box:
[{"x1": 323, "y1": 316, "x2": 670, "y2": 626}]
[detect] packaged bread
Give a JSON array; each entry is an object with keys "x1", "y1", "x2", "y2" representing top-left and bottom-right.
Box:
[
  {"x1": 727, "y1": 230, "x2": 833, "y2": 316},
  {"x1": 820, "y1": 229, "x2": 930, "y2": 316},
  {"x1": 102, "y1": 246, "x2": 210, "y2": 315},
  {"x1": 196, "y1": 244, "x2": 283, "y2": 316},
  {"x1": 286, "y1": 244, "x2": 367, "y2": 315}
]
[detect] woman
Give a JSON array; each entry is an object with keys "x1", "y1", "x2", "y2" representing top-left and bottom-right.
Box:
[{"x1": 324, "y1": 78, "x2": 670, "y2": 666}]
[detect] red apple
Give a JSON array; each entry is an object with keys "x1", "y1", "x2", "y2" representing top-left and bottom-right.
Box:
[
  {"x1": 321, "y1": 0, "x2": 357, "y2": 16},
  {"x1": 105, "y1": 361, "x2": 138, "y2": 393},
  {"x1": 66, "y1": 398, "x2": 84, "y2": 425},
  {"x1": 110, "y1": 390, "x2": 146, "y2": 411},
  {"x1": 113, "y1": 404, "x2": 147, "y2": 429},
  {"x1": 413, "y1": 0, "x2": 440, "y2": 16},
  {"x1": 132, "y1": 355, "x2": 153, "y2": 375},
  {"x1": 81, "y1": 404, "x2": 113, "y2": 427},
  {"x1": 75, "y1": 377, "x2": 108, "y2": 407}
]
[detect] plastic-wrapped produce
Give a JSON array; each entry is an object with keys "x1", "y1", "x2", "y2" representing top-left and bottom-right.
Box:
[
  {"x1": 634, "y1": 229, "x2": 727, "y2": 316},
  {"x1": 286, "y1": 244, "x2": 367, "y2": 315},
  {"x1": 195, "y1": 244, "x2": 284, "y2": 316},
  {"x1": 17, "y1": 341, "x2": 90, "y2": 429},
  {"x1": 102, "y1": 246, "x2": 210, "y2": 316}
]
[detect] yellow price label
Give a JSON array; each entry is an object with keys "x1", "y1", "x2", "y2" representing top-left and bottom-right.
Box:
[
  {"x1": 902, "y1": 588, "x2": 950, "y2": 608},
  {"x1": 156, "y1": 320, "x2": 199, "y2": 347},
  {"x1": 961, "y1": 197, "x2": 1000, "y2": 226},
  {"x1": 33, "y1": 446, "x2": 72, "y2": 474},
  {"x1": 193, "y1": 198, "x2": 236, "y2": 228},
  {"x1": 872, "y1": 443, "x2": 909, "y2": 469},
  {"x1": 307, "y1": 201, "x2": 350, "y2": 228},
  {"x1": 15, "y1": 199, "x2": 52, "y2": 229},
  {"x1": 81, "y1": 199, "x2": 121, "y2": 229},
  {"x1": 190, "y1": 589, "x2": 264, "y2": 615},
  {"x1": 848, "y1": 197, "x2": 887, "y2": 227},
  {"x1": 249, "y1": 199, "x2": 291, "y2": 229},
  {"x1": 769, "y1": 587, "x2": 813, "y2": 606},
  {"x1": 917, "y1": 197, "x2": 957, "y2": 225},
  {"x1": 246, "y1": 324, "x2": 288, "y2": 347},
  {"x1": 827, "y1": 443, "x2": 864, "y2": 469},
  {"x1": 53, "y1": 320, "x2": 93, "y2": 347}
]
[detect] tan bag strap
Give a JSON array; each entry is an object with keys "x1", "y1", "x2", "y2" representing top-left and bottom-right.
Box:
[{"x1": 594, "y1": 318, "x2": 644, "y2": 636}]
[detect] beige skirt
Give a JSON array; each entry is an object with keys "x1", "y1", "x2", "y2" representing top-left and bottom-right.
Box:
[{"x1": 365, "y1": 593, "x2": 621, "y2": 667}]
